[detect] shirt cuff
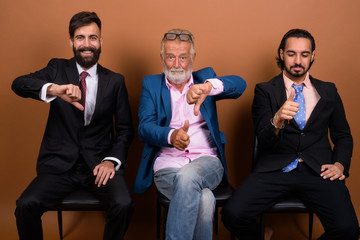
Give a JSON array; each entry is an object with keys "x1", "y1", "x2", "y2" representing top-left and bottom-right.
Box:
[
  {"x1": 167, "y1": 129, "x2": 175, "y2": 145},
  {"x1": 40, "y1": 83, "x2": 57, "y2": 103},
  {"x1": 102, "y1": 157, "x2": 121, "y2": 171},
  {"x1": 206, "y1": 78, "x2": 224, "y2": 95}
]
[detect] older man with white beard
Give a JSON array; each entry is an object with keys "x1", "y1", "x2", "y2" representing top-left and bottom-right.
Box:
[{"x1": 134, "y1": 29, "x2": 247, "y2": 240}]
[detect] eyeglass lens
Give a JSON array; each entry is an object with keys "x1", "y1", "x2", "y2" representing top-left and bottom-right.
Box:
[{"x1": 165, "y1": 33, "x2": 191, "y2": 41}]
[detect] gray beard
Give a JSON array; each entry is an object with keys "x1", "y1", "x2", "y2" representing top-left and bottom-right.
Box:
[{"x1": 164, "y1": 66, "x2": 192, "y2": 85}]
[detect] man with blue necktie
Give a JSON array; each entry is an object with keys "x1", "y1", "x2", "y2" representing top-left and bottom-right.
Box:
[{"x1": 222, "y1": 29, "x2": 359, "y2": 240}]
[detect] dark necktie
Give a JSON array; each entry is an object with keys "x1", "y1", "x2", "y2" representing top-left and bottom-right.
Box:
[
  {"x1": 80, "y1": 71, "x2": 88, "y2": 110},
  {"x1": 283, "y1": 83, "x2": 305, "y2": 172}
]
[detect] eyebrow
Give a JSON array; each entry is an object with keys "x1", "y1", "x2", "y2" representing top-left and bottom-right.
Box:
[
  {"x1": 286, "y1": 50, "x2": 311, "y2": 54},
  {"x1": 74, "y1": 34, "x2": 99, "y2": 38}
]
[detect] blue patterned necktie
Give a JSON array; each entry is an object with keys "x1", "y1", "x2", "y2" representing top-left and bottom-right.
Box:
[{"x1": 283, "y1": 84, "x2": 305, "y2": 172}]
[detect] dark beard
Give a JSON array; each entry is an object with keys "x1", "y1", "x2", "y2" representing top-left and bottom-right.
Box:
[
  {"x1": 284, "y1": 63, "x2": 312, "y2": 79},
  {"x1": 73, "y1": 46, "x2": 101, "y2": 69}
]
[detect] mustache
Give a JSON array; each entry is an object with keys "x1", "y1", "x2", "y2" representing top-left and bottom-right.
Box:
[
  {"x1": 290, "y1": 64, "x2": 305, "y2": 70},
  {"x1": 77, "y1": 47, "x2": 97, "y2": 52},
  {"x1": 170, "y1": 67, "x2": 185, "y2": 72}
]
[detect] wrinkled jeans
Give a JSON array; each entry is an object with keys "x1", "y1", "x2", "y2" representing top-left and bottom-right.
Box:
[{"x1": 154, "y1": 156, "x2": 224, "y2": 240}]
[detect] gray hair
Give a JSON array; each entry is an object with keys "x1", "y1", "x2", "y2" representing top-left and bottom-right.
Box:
[{"x1": 161, "y1": 29, "x2": 195, "y2": 59}]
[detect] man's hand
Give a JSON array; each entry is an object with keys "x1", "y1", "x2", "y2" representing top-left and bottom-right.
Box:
[
  {"x1": 93, "y1": 161, "x2": 116, "y2": 187},
  {"x1": 47, "y1": 84, "x2": 84, "y2": 111},
  {"x1": 187, "y1": 82, "x2": 213, "y2": 116},
  {"x1": 320, "y1": 162, "x2": 345, "y2": 181},
  {"x1": 170, "y1": 120, "x2": 190, "y2": 151},
  {"x1": 274, "y1": 88, "x2": 299, "y2": 127}
]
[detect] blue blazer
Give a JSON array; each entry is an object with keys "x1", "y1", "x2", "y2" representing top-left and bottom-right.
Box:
[{"x1": 133, "y1": 67, "x2": 246, "y2": 194}]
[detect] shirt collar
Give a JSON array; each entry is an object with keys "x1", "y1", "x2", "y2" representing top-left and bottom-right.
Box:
[
  {"x1": 76, "y1": 62, "x2": 98, "y2": 78},
  {"x1": 165, "y1": 74, "x2": 194, "y2": 92},
  {"x1": 283, "y1": 71, "x2": 311, "y2": 91}
]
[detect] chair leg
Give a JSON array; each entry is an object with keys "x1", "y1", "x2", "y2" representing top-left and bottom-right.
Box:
[
  {"x1": 214, "y1": 206, "x2": 219, "y2": 235},
  {"x1": 260, "y1": 214, "x2": 265, "y2": 240},
  {"x1": 156, "y1": 200, "x2": 161, "y2": 240},
  {"x1": 308, "y1": 212, "x2": 314, "y2": 240},
  {"x1": 57, "y1": 211, "x2": 63, "y2": 240},
  {"x1": 162, "y1": 206, "x2": 168, "y2": 240}
]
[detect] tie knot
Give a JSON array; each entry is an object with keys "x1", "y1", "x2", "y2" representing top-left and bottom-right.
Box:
[
  {"x1": 292, "y1": 84, "x2": 304, "y2": 93},
  {"x1": 80, "y1": 71, "x2": 88, "y2": 80}
]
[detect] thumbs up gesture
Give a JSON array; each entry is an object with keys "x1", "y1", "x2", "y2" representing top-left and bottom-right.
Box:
[
  {"x1": 170, "y1": 120, "x2": 190, "y2": 151},
  {"x1": 187, "y1": 82, "x2": 213, "y2": 116},
  {"x1": 273, "y1": 88, "x2": 299, "y2": 128}
]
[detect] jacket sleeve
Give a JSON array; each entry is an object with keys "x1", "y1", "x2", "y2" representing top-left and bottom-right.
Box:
[
  {"x1": 252, "y1": 83, "x2": 282, "y2": 149},
  {"x1": 194, "y1": 67, "x2": 247, "y2": 101},
  {"x1": 328, "y1": 83, "x2": 353, "y2": 174},
  {"x1": 11, "y1": 59, "x2": 58, "y2": 100}
]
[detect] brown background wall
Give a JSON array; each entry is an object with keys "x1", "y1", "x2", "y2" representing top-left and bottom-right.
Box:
[{"x1": 1, "y1": 0, "x2": 359, "y2": 239}]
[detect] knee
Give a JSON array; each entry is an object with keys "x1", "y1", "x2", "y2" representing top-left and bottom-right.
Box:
[
  {"x1": 174, "y1": 168, "x2": 202, "y2": 190},
  {"x1": 198, "y1": 189, "x2": 215, "y2": 221},
  {"x1": 221, "y1": 204, "x2": 237, "y2": 228},
  {"x1": 109, "y1": 194, "x2": 133, "y2": 215},
  {"x1": 15, "y1": 194, "x2": 42, "y2": 217},
  {"x1": 331, "y1": 222, "x2": 360, "y2": 239},
  {"x1": 221, "y1": 201, "x2": 252, "y2": 229}
]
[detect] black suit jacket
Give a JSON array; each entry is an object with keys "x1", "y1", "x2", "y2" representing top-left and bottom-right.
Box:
[
  {"x1": 252, "y1": 73, "x2": 353, "y2": 177},
  {"x1": 12, "y1": 58, "x2": 134, "y2": 174}
]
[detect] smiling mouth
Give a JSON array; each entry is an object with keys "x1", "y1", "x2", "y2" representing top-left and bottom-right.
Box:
[{"x1": 81, "y1": 50, "x2": 93, "y2": 55}]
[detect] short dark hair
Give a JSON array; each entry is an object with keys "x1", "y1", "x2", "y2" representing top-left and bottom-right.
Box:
[
  {"x1": 69, "y1": 11, "x2": 101, "y2": 39},
  {"x1": 276, "y1": 29, "x2": 315, "y2": 69}
]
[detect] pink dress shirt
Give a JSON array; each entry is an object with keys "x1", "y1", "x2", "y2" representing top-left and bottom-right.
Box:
[
  {"x1": 153, "y1": 76, "x2": 224, "y2": 173},
  {"x1": 283, "y1": 72, "x2": 320, "y2": 124}
]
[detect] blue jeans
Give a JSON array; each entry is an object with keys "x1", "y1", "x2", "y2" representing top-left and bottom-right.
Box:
[{"x1": 154, "y1": 156, "x2": 224, "y2": 240}]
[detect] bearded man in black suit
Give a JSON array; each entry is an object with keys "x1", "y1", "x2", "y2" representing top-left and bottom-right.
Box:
[
  {"x1": 222, "y1": 29, "x2": 359, "y2": 240},
  {"x1": 12, "y1": 11, "x2": 134, "y2": 240}
]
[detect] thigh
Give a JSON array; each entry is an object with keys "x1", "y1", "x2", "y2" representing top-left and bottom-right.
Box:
[
  {"x1": 88, "y1": 171, "x2": 132, "y2": 206},
  {"x1": 17, "y1": 173, "x2": 77, "y2": 208},
  {"x1": 178, "y1": 156, "x2": 224, "y2": 190},
  {"x1": 223, "y1": 171, "x2": 293, "y2": 219},
  {"x1": 299, "y1": 177, "x2": 358, "y2": 228},
  {"x1": 154, "y1": 168, "x2": 179, "y2": 200}
]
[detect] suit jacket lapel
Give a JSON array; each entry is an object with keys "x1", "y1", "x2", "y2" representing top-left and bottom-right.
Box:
[
  {"x1": 92, "y1": 64, "x2": 110, "y2": 121},
  {"x1": 305, "y1": 76, "x2": 327, "y2": 127},
  {"x1": 161, "y1": 74, "x2": 172, "y2": 126},
  {"x1": 65, "y1": 58, "x2": 80, "y2": 86},
  {"x1": 272, "y1": 74, "x2": 288, "y2": 111}
]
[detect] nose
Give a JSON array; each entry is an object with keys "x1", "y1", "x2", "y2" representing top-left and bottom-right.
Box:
[
  {"x1": 174, "y1": 57, "x2": 180, "y2": 68},
  {"x1": 83, "y1": 37, "x2": 91, "y2": 47},
  {"x1": 295, "y1": 54, "x2": 301, "y2": 64}
]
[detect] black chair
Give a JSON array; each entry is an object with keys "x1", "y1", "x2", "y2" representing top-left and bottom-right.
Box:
[
  {"x1": 47, "y1": 189, "x2": 106, "y2": 240},
  {"x1": 253, "y1": 137, "x2": 314, "y2": 240},
  {"x1": 156, "y1": 181, "x2": 235, "y2": 240}
]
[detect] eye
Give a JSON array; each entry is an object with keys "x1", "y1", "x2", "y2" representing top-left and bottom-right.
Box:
[
  {"x1": 90, "y1": 35, "x2": 98, "y2": 41},
  {"x1": 167, "y1": 56, "x2": 175, "y2": 60},
  {"x1": 75, "y1": 35, "x2": 84, "y2": 40}
]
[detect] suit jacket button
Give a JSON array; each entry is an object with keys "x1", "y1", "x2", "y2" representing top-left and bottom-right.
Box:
[{"x1": 300, "y1": 132, "x2": 305, "y2": 137}]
